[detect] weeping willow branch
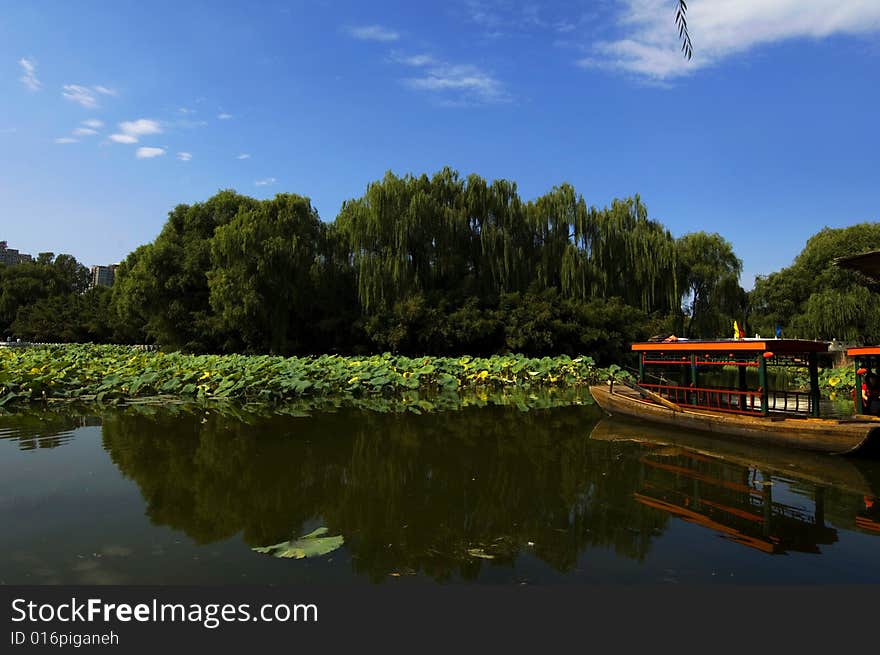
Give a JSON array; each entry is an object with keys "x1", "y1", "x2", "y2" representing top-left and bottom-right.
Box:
[{"x1": 675, "y1": 0, "x2": 693, "y2": 61}]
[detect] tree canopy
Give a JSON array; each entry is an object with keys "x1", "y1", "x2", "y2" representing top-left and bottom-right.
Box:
[
  {"x1": 15, "y1": 167, "x2": 842, "y2": 359},
  {"x1": 749, "y1": 223, "x2": 880, "y2": 343}
]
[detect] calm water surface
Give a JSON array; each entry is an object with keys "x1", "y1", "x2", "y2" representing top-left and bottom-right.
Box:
[{"x1": 2, "y1": 403, "x2": 879, "y2": 584}]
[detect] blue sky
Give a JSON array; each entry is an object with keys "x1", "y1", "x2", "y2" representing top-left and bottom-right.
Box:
[{"x1": 2, "y1": 1, "x2": 879, "y2": 288}]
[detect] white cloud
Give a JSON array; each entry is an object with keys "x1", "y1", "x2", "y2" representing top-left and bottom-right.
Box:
[
  {"x1": 62, "y1": 85, "x2": 98, "y2": 108},
  {"x1": 73, "y1": 127, "x2": 98, "y2": 136},
  {"x1": 217, "y1": 112, "x2": 233, "y2": 120},
  {"x1": 255, "y1": 177, "x2": 277, "y2": 186},
  {"x1": 61, "y1": 84, "x2": 115, "y2": 108},
  {"x1": 391, "y1": 53, "x2": 436, "y2": 67},
  {"x1": 177, "y1": 151, "x2": 192, "y2": 161},
  {"x1": 178, "y1": 107, "x2": 195, "y2": 114},
  {"x1": 400, "y1": 57, "x2": 509, "y2": 104},
  {"x1": 119, "y1": 118, "x2": 162, "y2": 136},
  {"x1": 82, "y1": 119, "x2": 104, "y2": 129},
  {"x1": 347, "y1": 24, "x2": 400, "y2": 41},
  {"x1": 109, "y1": 134, "x2": 138, "y2": 144},
  {"x1": 136, "y1": 146, "x2": 166, "y2": 159},
  {"x1": 110, "y1": 118, "x2": 162, "y2": 144},
  {"x1": 19, "y1": 57, "x2": 41, "y2": 91},
  {"x1": 54, "y1": 137, "x2": 78, "y2": 144},
  {"x1": 588, "y1": 0, "x2": 880, "y2": 80},
  {"x1": 236, "y1": 153, "x2": 251, "y2": 159}
]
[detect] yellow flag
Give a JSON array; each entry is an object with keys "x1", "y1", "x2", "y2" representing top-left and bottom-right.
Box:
[{"x1": 733, "y1": 321, "x2": 740, "y2": 339}]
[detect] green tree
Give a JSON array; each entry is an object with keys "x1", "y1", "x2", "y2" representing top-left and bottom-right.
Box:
[
  {"x1": 110, "y1": 190, "x2": 258, "y2": 351},
  {"x1": 208, "y1": 194, "x2": 324, "y2": 353},
  {"x1": 749, "y1": 223, "x2": 880, "y2": 341},
  {"x1": 676, "y1": 232, "x2": 744, "y2": 338}
]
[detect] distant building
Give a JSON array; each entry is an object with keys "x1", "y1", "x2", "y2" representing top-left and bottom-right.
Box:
[
  {"x1": 0, "y1": 241, "x2": 32, "y2": 266},
  {"x1": 90, "y1": 264, "x2": 119, "y2": 288}
]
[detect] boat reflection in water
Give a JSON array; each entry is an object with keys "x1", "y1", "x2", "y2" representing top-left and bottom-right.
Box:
[{"x1": 590, "y1": 417, "x2": 880, "y2": 555}]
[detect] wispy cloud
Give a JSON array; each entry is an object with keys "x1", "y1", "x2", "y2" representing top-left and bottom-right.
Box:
[
  {"x1": 54, "y1": 137, "x2": 78, "y2": 144},
  {"x1": 587, "y1": 0, "x2": 880, "y2": 80},
  {"x1": 110, "y1": 118, "x2": 162, "y2": 144},
  {"x1": 217, "y1": 112, "x2": 233, "y2": 120},
  {"x1": 347, "y1": 24, "x2": 400, "y2": 41},
  {"x1": 19, "y1": 57, "x2": 41, "y2": 91},
  {"x1": 178, "y1": 107, "x2": 195, "y2": 115},
  {"x1": 236, "y1": 153, "x2": 251, "y2": 159},
  {"x1": 255, "y1": 177, "x2": 277, "y2": 186},
  {"x1": 396, "y1": 54, "x2": 509, "y2": 105},
  {"x1": 62, "y1": 84, "x2": 116, "y2": 108},
  {"x1": 73, "y1": 127, "x2": 98, "y2": 136},
  {"x1": 136, "y1": 146, "x2": 165, "y2": 159},
  {"x1": 460, "y1": 1, "x2": 595, "y2": 39},
  {"x1": 82, "y1": 119, "x2": 104, "y2": 129},
  {"x1": 177, "y1": 151, "x2": 192, "y2": 161}
]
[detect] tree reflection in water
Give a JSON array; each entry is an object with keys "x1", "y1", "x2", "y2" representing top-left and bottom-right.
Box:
[
  {"x1": 97, "y1": 405, "x2": 880, "y2": 582},
  {"x1": 100, "y1": 403, "x2": 670, "y2": 581}
]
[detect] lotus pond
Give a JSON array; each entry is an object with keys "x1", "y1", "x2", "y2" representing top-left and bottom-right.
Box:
[
  {"x1": 3, "y1": 397, "x2": 880, "y2": 585},
  {"x1": 0, "y1": 345, "x2": 609, "y2": 410}
]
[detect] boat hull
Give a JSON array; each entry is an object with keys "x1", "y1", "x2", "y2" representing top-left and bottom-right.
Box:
[{"x1": 589, "y1": 384, "x2": 880, "y2": 456}]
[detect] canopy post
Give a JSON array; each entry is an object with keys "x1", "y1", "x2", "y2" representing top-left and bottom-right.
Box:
[
  {"x1": 638, "y1": 353, "x2": 645, "y2": 384},
  {"x1": 855, "y1": 359, "x2": 864, "y2": 414},
  {"x1": 689, "y1": 354, "x2": 697, "y2": 405},
  {"x1": 758, "y1": 353, "x2": 769, "y2": 415},
  {"x1": 808, "y1": 352, "x2": 820, "y2": 417}
]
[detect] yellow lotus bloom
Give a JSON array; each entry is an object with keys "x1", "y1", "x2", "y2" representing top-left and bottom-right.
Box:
[
  {"x1": 199, "y1": 371, "x2": 211, "y2": 381},
  {"x1": 477, "y1": 370, "x2": 489, "y2": 380},
  {"x1": 348, "y1": 376, "x2": 359, "y2": 383},
  {"x1": 827, "y1": 376, "x2": 840, "y2": 387}
]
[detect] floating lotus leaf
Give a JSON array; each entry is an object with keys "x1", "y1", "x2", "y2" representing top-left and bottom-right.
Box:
[{"x1": 252, "y1": 527, "x2": 344, "y2": 559}]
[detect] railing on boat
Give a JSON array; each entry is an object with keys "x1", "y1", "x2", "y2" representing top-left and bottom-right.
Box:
[{"x1": 640, "y1": 383, "x2": 813, "y2": 416}]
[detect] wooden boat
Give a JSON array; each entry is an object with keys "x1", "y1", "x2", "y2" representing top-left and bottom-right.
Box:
[{"x1": 589, "y1": 338, "x2": 880, "y2": 456}]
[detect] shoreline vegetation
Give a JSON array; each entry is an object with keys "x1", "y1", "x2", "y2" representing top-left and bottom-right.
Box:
[
  {"x1": 0, "y1": 344, "x2": 612, "y2": 413},
  {"x1": 0, "y1": 344, "x2": 858, "y2": 416},
  {"x1": 5, "y1": 169, "x2": 878, "y2": 363}
]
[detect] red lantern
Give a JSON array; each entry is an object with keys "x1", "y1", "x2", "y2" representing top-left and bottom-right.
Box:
[{"x1": 763, "y1": 352, "x2": 774, "y2": 359}]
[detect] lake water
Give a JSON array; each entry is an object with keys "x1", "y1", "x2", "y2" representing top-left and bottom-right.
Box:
[{"x1": 2, "y1": 401, "x2": 880, "y2": 585}]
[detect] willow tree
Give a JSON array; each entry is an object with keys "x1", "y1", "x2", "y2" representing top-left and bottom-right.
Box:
[
  {"x1": 749, "y1": 223, "x2": 880, "y2": 340},
  {"x1": 554, "y1": 195, "x2": 678, "y2": 313},
  {"x1": 677, "y1": 231, "x2": 744, "y2": 338},
  {"x1": 208, "y1": 193, "x2": 323, "y2": 354}
]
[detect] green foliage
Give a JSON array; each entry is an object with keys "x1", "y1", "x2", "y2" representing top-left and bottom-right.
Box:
[
  {"x1": 252, "y1": 528, "x2": 344, "y2": 559},
  {"x1": 0, "y1": 253, "x2": 93, "y2": 339},
  {"x1": 676, "y1": 232, "x2": 744, "y2": 338},
  {"x1": 26, "y1": 173, "x2": 880, "y2": 357},
  {"x1": 750, "y1": 223, "x2": 880, "y2": 341},
  {"x1": 111, "y1": 190, "x2": 259, "y2": 351},
  {"x1": 208, "y1": 194, "x2": 323, "y2": 353},
  {"x1": 0, "y1": 343, "x2": 614, "y2": 409}
]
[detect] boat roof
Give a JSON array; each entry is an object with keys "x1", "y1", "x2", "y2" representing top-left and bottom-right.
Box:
[
  {"x1": 632, "y1": 339, "x2": 829, "y2": 354},
  {"x1": 847, "y1": 346, "x2": 880, "y2": 357},
  {"x1": 834, "y1": 250, "x2": 880, "y2": 282}
]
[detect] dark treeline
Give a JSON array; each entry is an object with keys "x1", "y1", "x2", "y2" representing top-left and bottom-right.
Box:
[{"x1": 2, "y1": 168, "x2": 877, "y2": 358}]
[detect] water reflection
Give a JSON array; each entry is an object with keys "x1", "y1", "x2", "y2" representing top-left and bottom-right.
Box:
[
  {"x1": 590, "y1": 418, "x2": 880, "y2": 551},
  {"x1": 2, "y1": 404, "x2": 880, "y2": 583},
  {"x1": 100, "y1": 403, "x2": 672, "y2": 581},
  {"x1": 0, "y1": 412, "x2": 99, "y2": 450}
]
